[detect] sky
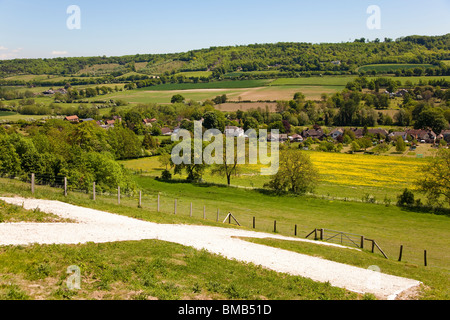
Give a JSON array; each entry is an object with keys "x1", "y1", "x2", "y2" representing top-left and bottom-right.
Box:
[{"x1": 0, "y1": 0, "x2": 449, "y2": 59}]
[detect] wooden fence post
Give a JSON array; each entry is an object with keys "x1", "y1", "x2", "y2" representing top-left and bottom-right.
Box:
[
  {"x1": 117, "y1": 186, "x2": 120, "y2": 205},
  {"x1": 139, "y1": 191, "x2": 142, "y2": 208},
  {"x1": 64, "y1": 177, "x2": 67, "y2": 196},
  {"x1": 274, "y1": 221, "x2": 277, "y2": 233},
  {"x1": 360, "y1": 236, "x2": 364, "y2": 249},
  {"x1": 398, "y1": 245, "x2": 403, "y2": 262},
  {"x1": 174, "y1": 199, "x2": 177, "y2": 215},
  {"x1": 93, "y1": 182, "x2": 96, "y2": 201},
  {"x1": 294, "y1": 224, "x2": 297, "y2": 236},
  {"x1": 253, "y1": 217, "x2": 255, "y2": 229},
  {"x1": 31, "y1": 173, "x2": 35, "y2": 194},
  {"x1": 320, "y1": 229, "x2": 324, "y2": 241},
  {"x1": 157, "y1": 194, "x2": 160, "y2": 212},
  {"x1": 424, "y1": 250, "x2": 427, "y2": 267}
]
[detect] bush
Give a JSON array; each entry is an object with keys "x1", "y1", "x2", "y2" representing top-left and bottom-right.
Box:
[
  {"x1": 397, "y1": 188, "x2": 415, "y2": 207},
  {"x1": 161, "y1": 169, "x2": 172, "y2": 181}
]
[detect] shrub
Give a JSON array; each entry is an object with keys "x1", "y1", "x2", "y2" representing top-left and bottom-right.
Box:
[
  {"x1": 161, "y1": 170, "x2": 172, "y2": 181},
  {"x1": 397, "y1": 188, "x2": 415, "y2": 207}
]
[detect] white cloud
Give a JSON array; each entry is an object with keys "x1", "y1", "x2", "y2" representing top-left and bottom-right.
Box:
[
  {"x1": 51, "y1": 50, "x2": 69, "y2": 55},
  {"x1": 0, "y1": 47, "x2": 22, "y2": 60}
]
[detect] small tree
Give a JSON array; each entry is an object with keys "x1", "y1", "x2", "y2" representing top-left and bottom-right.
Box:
[
  {"x1": 210, "y1": 137, "x2": 241, "y2": 186},
  {"x1": 142, "y1": 133, "x2": 159, "y2": 150},
  {"x1": 351, "y1": 141, "x2": 360, "y2": 152},
  {"x1": 395, "y1": 136, "x2": 406, "y2": 152},
  {"x1": 171, "y1": 94, "x2": 185, "y2": 104},
  {"x1": 397, "y1": 188, "x2": 415, "y2": 207}
]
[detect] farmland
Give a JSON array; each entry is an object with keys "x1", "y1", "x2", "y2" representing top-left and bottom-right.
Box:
[
  {"x1": 119, "y1": 149, "x2": 431, "y2": 203},
  {"x1": 0, "y1": 33, "x2": 449, "y2": 302},
  {"x1": 357, "y1": 64, "x2": 434, "y2": 73}
]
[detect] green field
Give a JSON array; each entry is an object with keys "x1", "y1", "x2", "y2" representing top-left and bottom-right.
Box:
[
  {"x1": 0, "y1": 174, "x2": 448, "y2": 300},
  {"x1": 120, "y1": 150, "x2": 431, "y2": 203},
  {"x1": 269, "y1": 76, "x2": 356, "y2": 87},
  {"x1": 357, "y1": 64, "x2": 434, "y2": 73},
  {"x1": 136, "y1": 79, "x2": 272, "y2": 91},
  {"x1": 174, "y1": 71, "x2": 213, "y2": 78}
]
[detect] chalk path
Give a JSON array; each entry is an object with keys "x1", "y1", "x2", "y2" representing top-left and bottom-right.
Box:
[{"x1": 0, "y1": 197, "x2": 421, "y2": 300}]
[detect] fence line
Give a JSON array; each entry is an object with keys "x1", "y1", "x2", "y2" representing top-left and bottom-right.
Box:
[{"x1": 1, "y1": 172, "x2": 431, "y2": 265}]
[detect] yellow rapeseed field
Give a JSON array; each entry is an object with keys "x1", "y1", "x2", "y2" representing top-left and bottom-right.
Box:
[
  {"x1": 121, "y1": 150, "x2": 428, "y2": 192},
  {"x1": 308, "y1": 152, "x2": 425, "y2": 189}
]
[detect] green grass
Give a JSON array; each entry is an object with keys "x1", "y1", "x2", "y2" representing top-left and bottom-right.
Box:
[
  {"x1": 120, "y1": 150, "x2": 430, "y2": 203},
  {"x1": 0, "y1": 111, "x2": 17, "y2": 117},
  {"x1": 0, "y1": 199, "x2": 72, "y2": 223},
  {"x1": 0, "y1": 240, "x2": 358, "y2": 300},
  {"x1": 136, "y1": 79, "x2": 272, "y2": 91},
  {"x1": 270, "y1": 76, "x2": 355, "y2": 87},
  {"x1": 0, "y1": 112, "x2": 53, "y2": 122},
  {"x1": 240, "y1": 238, "x2": 448, "y2": 300},
  {"x1": 357, "y1": 64, "x2": 434, "y2": 73},
  {"x1": 0, "y1": 176, "x2": 449, "y2": 299},
  {"x1": 174, "y1": 71, "x2": 213, "y2": 78}
]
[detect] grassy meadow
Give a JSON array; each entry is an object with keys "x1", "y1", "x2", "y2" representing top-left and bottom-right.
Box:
[
  {"x1": 356, "y1": 64, "x2": 434, "y2": 73},
  {"x1": 120, "y1": 149, "x2": 431, "y2": 203},
  {"x1": 0, "y1": 174, "x2": 449, "y2": 300}
]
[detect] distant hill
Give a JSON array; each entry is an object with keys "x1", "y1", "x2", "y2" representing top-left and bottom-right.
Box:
[{"x1": 0, "y1": 34, "x2": 449, "y2": 82}]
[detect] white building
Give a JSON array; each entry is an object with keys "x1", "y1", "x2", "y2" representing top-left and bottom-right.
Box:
[{"x1": 224, "y1": 126, "x2": 245, "y2": 137}]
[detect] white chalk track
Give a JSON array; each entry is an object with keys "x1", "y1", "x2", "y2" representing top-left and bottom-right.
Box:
[{"x1": 0, "y1": 197, "x2": 421, "y2": 300}]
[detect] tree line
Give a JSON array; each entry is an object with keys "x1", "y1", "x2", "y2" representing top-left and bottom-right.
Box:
[
  {"x1": 1, "y1": 34, "x2": 449, "y2": 80},
  {"x1": 0, "y1": 120, "x2": 141, "y2": 192}
]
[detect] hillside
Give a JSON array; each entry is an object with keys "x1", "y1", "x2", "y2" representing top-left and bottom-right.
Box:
[{"x1": 0, "y1": 34, "x2": 449, "y2": 84}]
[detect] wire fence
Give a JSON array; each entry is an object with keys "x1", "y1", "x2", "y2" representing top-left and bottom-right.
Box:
[{"x1": 0, "y1": 172, "x2": 433, "y2": 264}]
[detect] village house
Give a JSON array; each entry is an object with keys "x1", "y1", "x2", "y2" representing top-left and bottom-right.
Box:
[
  {"x1": 80, "y1": 118, "x2": 95, "y2": 123},
  {"x1": 368, "y1": 128, "x2": 389, "y2": 138},
  {"x1": 161, "y1": 127, "x2": 173, "y2": 136},
  {"x1": 440, "y1": 130, "x2": 450, "y2": 142},
  {"x1": 351, "y1": 128, "x2": 365, "y2": 139},
  {"x1": 43, "y1": 89, "x2": 55, "y2": 95},
  {"x1": 329, "y1": 128, "x2": 344, "y2": 140},
  {"x1": 388, "y1": 131, "x2": 407, "y2": 141},
  {"x1": 301, "y1": 128, "x2": 325, "y2": 140},
  {"x1": 290, "y1": 134, "x2": 304, "y2": 142},
  {"x1": 64, "y1": 115, "x2": 79, "y2": 123},
  {"x1": 142, "y1": 119, "x2": 153, "y2": 127},
  {"x1": 406, "y1": 129, "x2": 437, "y2": 143},
  {"x1": 224, "y1": 126, "x2": 245, "y2": 137},
  {"x1": 268, "y1": 133, "x2": 288, "y2": 142},
  {"x1": 105, "y1": 120, "x2": 116, "y2": 127}
]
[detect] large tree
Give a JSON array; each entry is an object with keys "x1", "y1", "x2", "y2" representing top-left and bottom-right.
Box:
[
  {"x1": 265, "y1": 149, "x2": 319, "y2": 194},
  {"x1": 414, "y1": 107, "x2": 449, "y2": 134},
  {"x1": 415, "y1": 149, "x2": 450, "y2": 207}
]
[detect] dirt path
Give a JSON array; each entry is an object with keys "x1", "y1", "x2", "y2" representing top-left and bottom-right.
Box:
[{"x1": 0, "y1": 197, "x2": 421, "y2": 300}]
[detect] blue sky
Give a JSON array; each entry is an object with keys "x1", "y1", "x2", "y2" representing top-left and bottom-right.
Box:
[{"x1": 0, "y1": 0, "x2": 449, "y2": 59}]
